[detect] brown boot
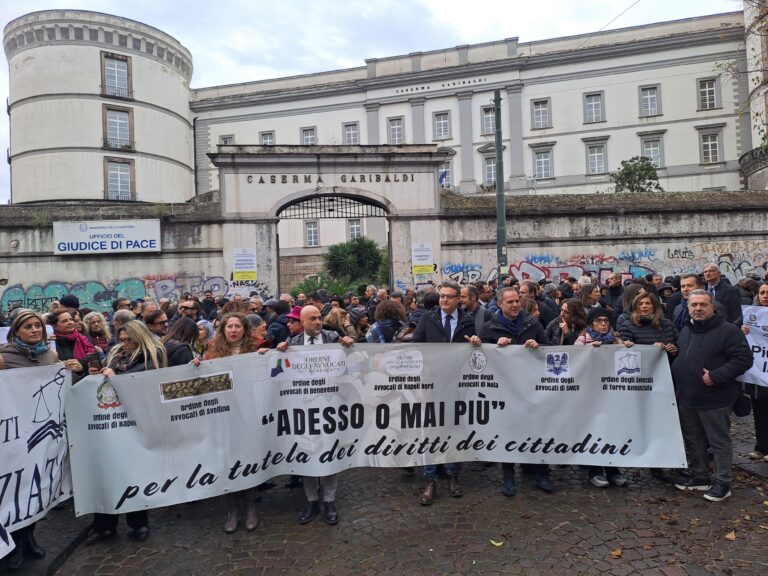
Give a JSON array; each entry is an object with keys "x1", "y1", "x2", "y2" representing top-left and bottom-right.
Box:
[
  {"x1": 245, "y1": 499, "x2": 258, "y2": 531},
  {"x1": 223, "y1": 509, "x2": 238, "y2": 533},
  {"x1": 449, "y1": 475, "x2": 463, "y2": 497},
  {"x1": 419, "y1": 479, "x2": 437, "y2": 505}
]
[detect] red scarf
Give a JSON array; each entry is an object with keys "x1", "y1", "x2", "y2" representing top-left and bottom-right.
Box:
[{"x1": 54, "y1": 330, "x2": 95, "y2": 360}]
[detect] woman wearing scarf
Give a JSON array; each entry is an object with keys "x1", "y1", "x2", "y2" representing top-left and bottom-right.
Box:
[
  {"x1": 741, "y1": 282, "x2": 768, "y2": 463},
  {"x1": 48, "y1": 309, "x2": 95, "y2": 381},
  {"x1": 575, "y1": 307, "x2": 633, "y2": 488},
  {"x1": 0, "y1": 310, "x2": 58, "y2": 570},
  {"x1": 202, "y1": 312, "x2": 260, "y2": 533},
  {"x1": 84, "y1": 320, "x2": 167, "y2": 545},
  {"x1": 82, "y1": 311, "x2": 112, "y2": 354},
  {"x1": 195, "y1": 319, "x2": 215, "y2": 357},
  {"x1": 618, "y1": 292, "x2": 678, "y2": 482}
]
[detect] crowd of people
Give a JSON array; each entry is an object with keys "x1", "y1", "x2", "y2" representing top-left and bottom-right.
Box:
[{"x1": 1, "y1": 264, "x2": 765, "y2": 571}]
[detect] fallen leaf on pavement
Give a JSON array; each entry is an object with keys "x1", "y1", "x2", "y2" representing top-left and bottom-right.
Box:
[
  {"x1": 610, "y1": 548, "x2": 623, "y2": 559},
  {"x1": 489, "y1": 539, "x2": 504, "y2": 547},
  {"x1": 724, "y1": 531, "x2": 737, "y2": 541}
]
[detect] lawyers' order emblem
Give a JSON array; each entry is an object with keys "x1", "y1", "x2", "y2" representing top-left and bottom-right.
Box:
[
  {"x1": 97, "y1": 380, "x2": 122, "y2": 409},
  {"x1": 469, "y1": 349, "x2": 488, "y2": 373}
]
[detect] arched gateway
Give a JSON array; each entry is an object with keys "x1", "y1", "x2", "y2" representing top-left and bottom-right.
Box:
[{"x1": 209, "y1": 145, "x2": 451, "y2": 293}]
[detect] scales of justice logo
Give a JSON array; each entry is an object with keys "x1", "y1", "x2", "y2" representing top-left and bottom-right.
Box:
[
  {"x1": 28, "y1": 368, "x2": 68, "y2": 453},
  {"x1": 468, "y1": 349, "x2": 488, "y2": 373},
  {"x1": 615, "y1": 350, "x2": 641, "y2": 375}
]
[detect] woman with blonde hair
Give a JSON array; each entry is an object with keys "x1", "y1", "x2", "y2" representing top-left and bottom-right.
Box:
[
  {"x1": 86, "y1": 320, "x2": 167, "y2": 545},
  {"x1": 202, "y1": 312, "x2": 259, "y2": 532},
  {"x1": 82, "y1": 311, "x2": 112, "y2": 353},
  {"x1": 323, "y1": 307, "x2": 357, "y2": 340}
]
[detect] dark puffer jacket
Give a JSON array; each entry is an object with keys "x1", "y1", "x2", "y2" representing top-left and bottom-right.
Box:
[
  {"x1": 671, "y1": 312, "x2": 752, "y2": 410},
  {"x1": 618, "y1": 317, "x2": 678, "y2": 346}
]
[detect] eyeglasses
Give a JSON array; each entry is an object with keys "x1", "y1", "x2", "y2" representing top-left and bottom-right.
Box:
[
  {"x1": 179, "y1": 306, "x2": 197, "y2": 312},
  {"x1": 438, "y1": 293, "x2": 459, "y2": 299},
  {"x1": 592, "y1": 318, "x2": 610, "y2": 325}
]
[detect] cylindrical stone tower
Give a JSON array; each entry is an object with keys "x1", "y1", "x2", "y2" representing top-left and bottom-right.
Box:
[{"x1": 3, "y1": 10, "x2": 194, "y2": 203}]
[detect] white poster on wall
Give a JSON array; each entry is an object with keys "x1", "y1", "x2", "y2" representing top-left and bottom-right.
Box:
[
  {"x1": 53, "y1": 220, "x2": 161, "y2": 255},
  {"x1": 232, "y1": 248, "x2": 258, "y2": 281},
  {"x1": 411, "y1": 242, "x2": 434, "y2": 275}
]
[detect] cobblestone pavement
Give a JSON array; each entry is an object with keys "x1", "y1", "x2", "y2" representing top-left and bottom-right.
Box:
[{"x1": 8, "y1": 418, "x2": 768, "y2": 576}]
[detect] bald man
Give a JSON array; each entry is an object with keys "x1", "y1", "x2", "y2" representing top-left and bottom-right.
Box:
[{"x1": 276, "y1": 305, "x2": 354, "y2": 525}]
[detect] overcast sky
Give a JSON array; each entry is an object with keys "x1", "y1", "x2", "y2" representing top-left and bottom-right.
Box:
[{"x1": 0, "y1": 0, "x2": 742, "y2": 204}]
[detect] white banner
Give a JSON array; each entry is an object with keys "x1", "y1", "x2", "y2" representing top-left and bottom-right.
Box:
[
  {"x1": 53, "y1": 219, "x2": 161, "y2": 255},
  {"x1": 65, "y1": 344, "x2": 686, "y2": 516},
  {"x1": 0, "y1": 366, "x2": 72, "y2": 559},
  {"x1": 738, "y1": 305, "x2": 768, "y2": 387}
]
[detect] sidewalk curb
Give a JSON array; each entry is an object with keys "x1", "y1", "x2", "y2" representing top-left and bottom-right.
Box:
[{"x1": 43, "y1": 525, "x2": 90, "y2": 576}]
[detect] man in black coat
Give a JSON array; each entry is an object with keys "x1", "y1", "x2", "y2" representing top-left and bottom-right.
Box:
[
  {"x1": 702, "y1": 263, "x2": 742, "y2": 325},
  {"x1": 412, "y1": 280, "x2": 482, "y2": 505},
  {"x1": 480, "y1": 287, "x2": 554, "y2": 496},
  {"x1": 672, "y1": 289, "x2": 752, "y2": 502}
]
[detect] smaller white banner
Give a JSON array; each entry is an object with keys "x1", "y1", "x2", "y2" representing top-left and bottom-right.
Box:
[
  {"x1": 738, "y1": 305, "x2": 768, "y2": 387},
  {"x1": 53, "y1": 220, "x2": 161, "y2": 255},
  {"x1": 0, "y1": 365, "x2": 72, "y2": 559}
]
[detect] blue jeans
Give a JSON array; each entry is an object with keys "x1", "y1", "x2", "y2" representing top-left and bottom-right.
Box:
[{"x1": 423, "y1": 463, "x2": 461, "y2": 479}]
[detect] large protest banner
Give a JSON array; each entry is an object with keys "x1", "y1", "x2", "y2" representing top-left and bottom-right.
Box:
[
  {"x1": 738, "y1": 305, "x2": 768, "y2": 387},
  {"x1": 0, "y1": 366, "x2": 72, "y2": 559},
  {"x1": 66, "y1": 344, "x2": 686, "y2": 516}
]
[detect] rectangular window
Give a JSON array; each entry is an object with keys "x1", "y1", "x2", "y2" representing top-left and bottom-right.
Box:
[
  {"x1": 348, "y1": 219, "x2": 362, "y2": 240},
  {"x1": 438, "y1": 161, "x2": 452, "y2": 189},
  {"x1": 106, "y1": 159, "x2": 133, "y2": 200},
  {"x1": 534, "y1": 150, "x2": 552, "y2": 179},
  {"x1": 343, "y1": 123, "x2": 359, "y2": 145},
  {"x1": 588, "y1": 145, "x2": 606, "y2": 174},
  {"x1": 305, "y1": 222, "x2": 319, "y2": 247},
  {"x1": 481, "y1": 106, "x2": 495, "y2": 135},
  {"x1": 532, "y1": 100, "x2": 551, "y2": 129},
  {"x1": 219, "y1": 135, "x2": 234, "y2": 145},
  {"x1": 388, "y1": 117, "x2": 404, "y2": 144},
  {"x1": 105, "y1": 108, "x2": 131, "y2": 149},
  {"x1": 483, "y1": 157, "x2": 496, "y2": 186},
  {"x1": 701, "y1": 134, "x2": 720, "y2": 163},
  {"x1": 642, "y1": 138, "x2": 662, "y2": 168},
  {"x1": 699, "y1": 79, "x2": 717, "y2": 110},
  {"x1": 301, "y1": 127, "x2": 316, "y2": 145},
  {"x1": 639, "y1": 87, "x2": 658, "y2": 117},
  {"x1": 260, "y1": 131, "x2": 275, "y2": 145},
  {"x1": 584, "y1": 93, "x2": 604, "y2": 123},
  {"x1": 102, "y1": 53, "x2": 131, "y2": 99},
  {"x1": 433, "y1": 112, "x2": 450, "y2": 140}
]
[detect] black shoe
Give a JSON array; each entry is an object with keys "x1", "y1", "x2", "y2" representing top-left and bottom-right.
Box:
[
  {"x1": 6, "y1": 546, "x2": 23, "y2": 572},
  {"x1": 285, "y1": 475, "x2": 303, "y2": 489},
  {"x1": 84, "y1": 529, "x2": 117, "y2": 546},
  {"x1": 20, "y1": 531, "x2": 45, "y2": 559},
  {"x1": 501, "y1": 475, "x2": 516, "y2": 497},
  {"x1": 130, "y1": 526, "x2": 150, "y2": 542},
  {"x1": 703, "y1": 483, "x2": 732, "y2": 502},
  {"x1": 651, "y1": 468, "x2": 671, "y2": 483},
  {"x1": 534, "y1": 474, "x2": 554, "y2": 493},
  {"x1": 298, "y1": 501, "x2": 320, "y2": 525},
  {"x1": 324, "y1": 502, "x2": 339, "y2": 525},
  {"x1": 257, "y1": 480, "x2": 275, "y2": 491},
  {"x1": 674, "y1": 476, "x2": 711, "y2": 491},
  {"x1": 401, "y1": 466, "x2": 415, "y2": 475}
]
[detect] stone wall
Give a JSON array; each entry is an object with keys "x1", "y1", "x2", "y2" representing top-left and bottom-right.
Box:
[{"x1": 2, "y1": 190, "x2": 768, "y2": 314}]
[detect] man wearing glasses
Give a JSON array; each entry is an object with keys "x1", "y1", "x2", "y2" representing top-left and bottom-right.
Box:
[
  {"x1": 144, "y1": 309, "x2": 169, "y2": 338},
  {"x1": 411, "y1": 280, "x2": 482, "y2": 506}
]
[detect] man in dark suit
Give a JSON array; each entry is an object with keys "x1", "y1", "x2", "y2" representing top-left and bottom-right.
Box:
[
  {"x1": 702, "y1": 263, "x2": 742, "y2": 325},
  {"x1": 276, "y1": 305, "x2": 355, "y2": 525},
  {"x1": 412, "y1": 280, "x2": 482, "y2": 505}
]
